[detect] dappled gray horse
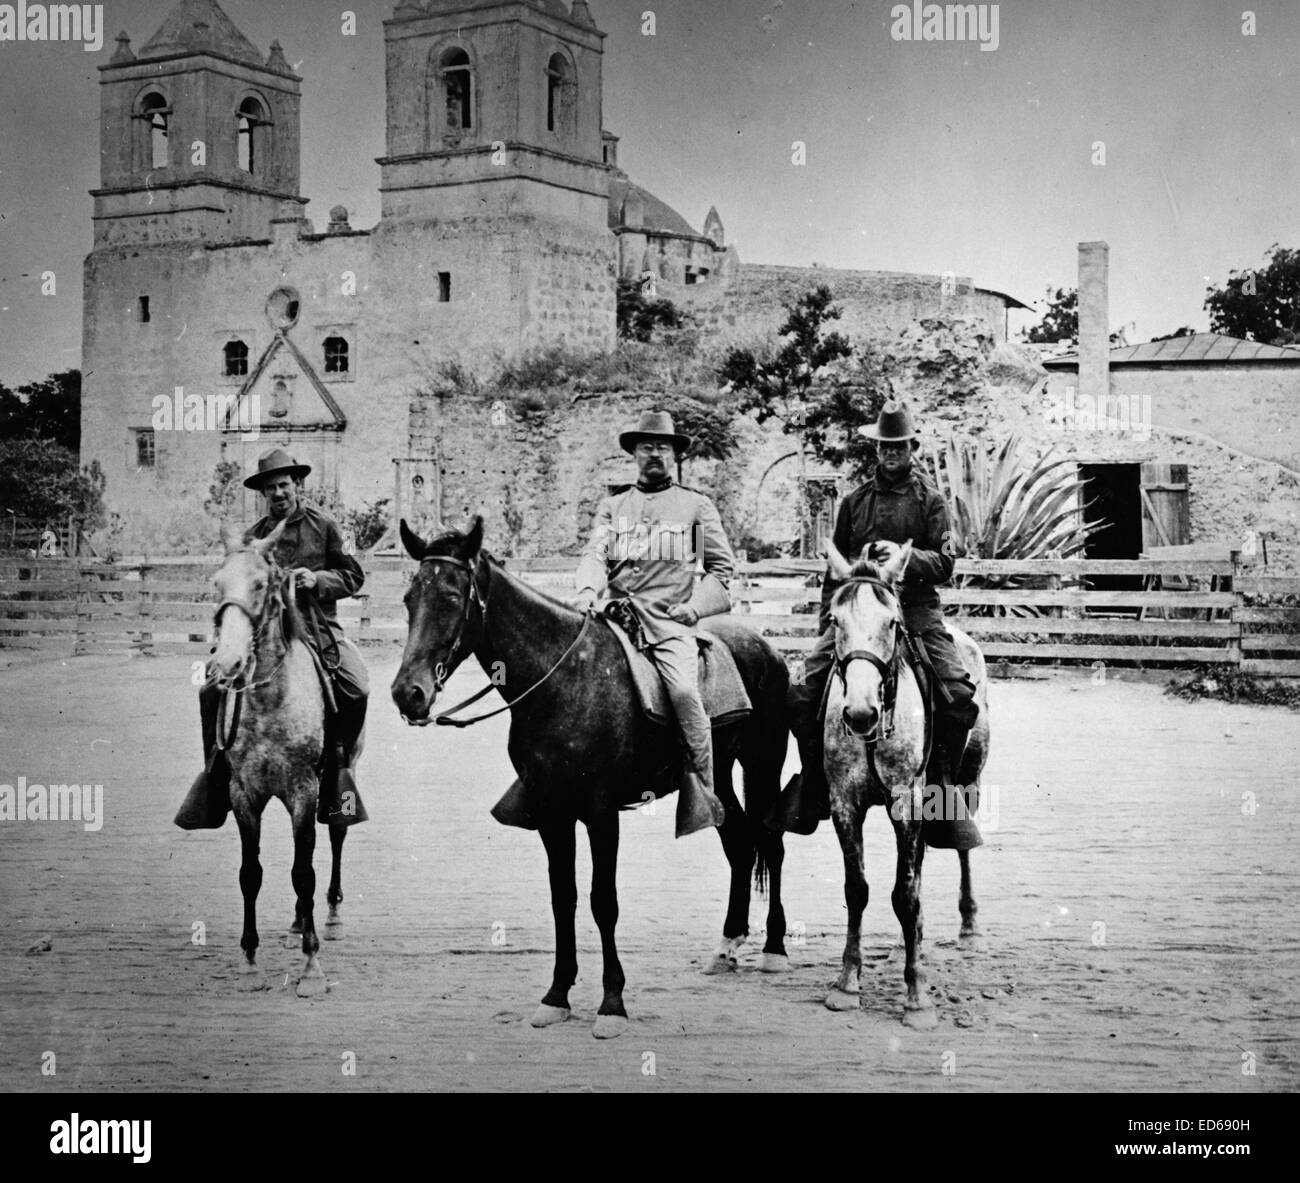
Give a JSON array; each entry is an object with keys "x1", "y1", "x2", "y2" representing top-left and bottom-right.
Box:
[{"x1": 822, "y1": 540, "x2": 990, "y2": 1027}]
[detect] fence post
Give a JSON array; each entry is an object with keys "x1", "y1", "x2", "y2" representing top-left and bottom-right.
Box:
[{"x1": 1228, "y1": 549, "x2": 1243, "y2": 672}]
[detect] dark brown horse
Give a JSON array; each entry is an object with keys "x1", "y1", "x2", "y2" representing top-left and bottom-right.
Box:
[
  {"x1": 210, "y1": 521, "x2": 351, "y2": 995},
  {"x1": 391, "y1": 517, "x2": 792, "y2": 1039}
]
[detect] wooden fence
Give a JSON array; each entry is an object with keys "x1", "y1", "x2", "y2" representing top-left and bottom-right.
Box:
[{"x1": 3, "y1": 555, "x2": 1299, "y2": 677}]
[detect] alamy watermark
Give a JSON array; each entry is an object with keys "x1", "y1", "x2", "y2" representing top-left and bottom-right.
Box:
[
  {"x1": 0, "y1": 4, "x2": 103, "y2": 51},
  {"x1": 1043, "y1": 385, "x2": 1152, "y2": 441},
  {"x1": 890, "y1": 3, "x2": 1000, "y2": 52},
  {"x1": 152, "y1": 387, "x2": 261, "y2": 441},
  {"x1": 0, "y1": 777, "x2": 104, "y2": 832}
]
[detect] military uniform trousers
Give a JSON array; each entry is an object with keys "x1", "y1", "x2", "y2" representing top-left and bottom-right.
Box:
[{"x1": 645, "y1": 633, "x2": 714, "y2": 786}]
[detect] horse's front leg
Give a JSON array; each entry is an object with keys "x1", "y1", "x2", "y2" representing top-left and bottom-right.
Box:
[
  {"x1": 893, "y1": 815, "x2": 936, "y2": 1028},
  {"x1": 324, "y1": 823, "x2": 347, "y2": 939},
  {"x1": 531, "y1": 817, "x2": 577, "y2": 1029},
  {"x1": 958, "y1": 848, "x2": 982, "y2": 945},
  {"x1": 826, "y1": 799, "x2": 868, "y2": 1011},
  {"x1": 291, "y1": 795, "x2": 327, "y2": 997},
  {"x1": 587, "y1": 814, "x2": 628, "y2": 1039},
  {"x1": 235, "y1": 799, "x2": 266, "y2": 991}
]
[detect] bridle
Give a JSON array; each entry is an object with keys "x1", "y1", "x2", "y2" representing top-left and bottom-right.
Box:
[
  {"x1": 210, "y1": 552, "x2": 293, "y2": 751},
  {"x1": 408, "y1": 552, "x2": 591, "y2": 728},
  {"x1": 413, "y1": 552, "x2": 490, "y2": 695},
  {"x1": 833, "y1": 575, "x2": 904, "y2": 744}
]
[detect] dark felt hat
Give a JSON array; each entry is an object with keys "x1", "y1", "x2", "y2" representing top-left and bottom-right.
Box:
[
  {"x1": 244, "y1": 448, "x2": 312, "y2": 490},
  {"x1": 618, "y1": 410, "x2": 692, "y2": 455},
  {"x1": 859, "y1": 401, "x2": 919, "y2": 442}
]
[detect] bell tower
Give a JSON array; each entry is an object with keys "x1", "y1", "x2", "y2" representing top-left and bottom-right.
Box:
[
  {"x1": 92, "y1": 0, "x2": 305, "y2": 247},
  {"x1": 379, "y1": 0, "x2": 608, "y2": 224}
]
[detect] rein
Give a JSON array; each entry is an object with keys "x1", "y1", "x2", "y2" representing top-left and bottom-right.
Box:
[
  {"x1": 414, "y1": 554, "x2": 592, "y2": 729},
  {"x1": 211, "y1": 562, "x2": 293, "y2": 749}
]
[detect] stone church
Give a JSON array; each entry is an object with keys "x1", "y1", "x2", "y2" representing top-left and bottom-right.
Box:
[{"x1": 80, "y1": 0, "x2": 1026, "y2": 546}]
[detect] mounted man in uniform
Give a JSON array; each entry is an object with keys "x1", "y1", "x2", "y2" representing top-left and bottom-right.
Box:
[
  {"x1": 491, "y1": 410, "x2": 734, "y2": 838},
  {"x1": 768, "y1": 402, "x2": 983, "y2": 849},
  {"x1": 174, "y1": 448, "x2": 371, "y2": 831}
]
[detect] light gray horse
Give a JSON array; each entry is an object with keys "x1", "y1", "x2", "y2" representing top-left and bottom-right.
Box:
[
  {"x1": 821, "y1": 541, "x2": 990, "y2": 1027},
  {"x1": 211, "y1": 520, "x2": 335, "y2": 996}
]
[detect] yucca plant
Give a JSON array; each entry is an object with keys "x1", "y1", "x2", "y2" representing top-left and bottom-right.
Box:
[{"x1": 924, "y1": 434, "x2": 1105, "y2": 616}]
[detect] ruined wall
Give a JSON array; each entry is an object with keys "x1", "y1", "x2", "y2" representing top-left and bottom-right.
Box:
[{"x1": 675, "y1": 264, "x2": 1015, "y2": 347}]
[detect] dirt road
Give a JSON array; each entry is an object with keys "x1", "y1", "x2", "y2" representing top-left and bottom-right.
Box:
[{"x1": 1, "y1": 649, "x2": 1296, "y2": 1092}]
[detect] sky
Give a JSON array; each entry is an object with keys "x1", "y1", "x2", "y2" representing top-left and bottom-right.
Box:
[{"x1": 1, "y1": 0, "x2": 1298, "y2": 387}]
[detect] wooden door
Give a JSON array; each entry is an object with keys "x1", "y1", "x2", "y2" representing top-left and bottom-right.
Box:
[{"x1": 1139, "y1": 463, "x2": 1190, "y2": 551}]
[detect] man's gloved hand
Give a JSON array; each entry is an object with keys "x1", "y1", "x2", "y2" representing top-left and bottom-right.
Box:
[
  {"x1": 573, "y1": 590, "x2": 598, "y2": 613},
  {"x1": 665, "y1": 603, "x2": 700, "y2": 626},
  {"x1": 868, "y1": 540, "x2": 901, "y2": 565},
  {"x1": 292, "y1": 567, "x2": 318, "y2": 591}
]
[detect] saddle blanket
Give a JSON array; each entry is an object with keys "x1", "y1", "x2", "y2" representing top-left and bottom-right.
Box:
[{"x1": 601, "y1": 618, "x2": 752, "y2": 729}]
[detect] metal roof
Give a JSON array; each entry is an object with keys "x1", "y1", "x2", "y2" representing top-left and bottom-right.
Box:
[{"x1": 1042, "y1": 333, "x2": 1300, "y2": 368}]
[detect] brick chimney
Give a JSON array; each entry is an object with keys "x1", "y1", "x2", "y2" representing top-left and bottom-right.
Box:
[{"x1": 1077, "y1": 241, "x2": 1110, "y2": 405}]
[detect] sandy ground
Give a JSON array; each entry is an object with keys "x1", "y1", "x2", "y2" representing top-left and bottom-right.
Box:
[{"x1": 0, "y1": 647, "x2": 1297, "y2": 1093}]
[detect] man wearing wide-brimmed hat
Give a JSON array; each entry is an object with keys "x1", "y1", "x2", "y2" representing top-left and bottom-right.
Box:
[
  {"x1": 175, "y1": 448, "x2": 371, "y2": 830},
  {"x1": 767, "y1": 401, "x2": 981, "y2": 849},
  {"x1": 490, "y1": 411, "x2": 734, "y2": 838}
]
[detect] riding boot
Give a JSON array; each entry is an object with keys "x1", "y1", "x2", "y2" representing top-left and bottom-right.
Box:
[
  {"x1": 491, "y1": 778, "x2": 539, "y2": 830},
  {"x1": 676, "y1": 768, "x2": 726, "y2": 839},
  {"x1": 766, "y1": 709, "x2": 829, "y2": 835},
  {"x1": 921, "y1": 714, "x2": 982, "y2": 851},
  {"x1": 318, "y1": 694, "x2": 369, "y2": 827},
  {"x1": 174, "y1": 684, "x2": 230, "y2": 830}
]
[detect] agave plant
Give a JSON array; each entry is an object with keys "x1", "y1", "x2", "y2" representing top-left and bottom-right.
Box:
[{"x1": 924, "y1": 434, "x2": 1105, "y2": 615}]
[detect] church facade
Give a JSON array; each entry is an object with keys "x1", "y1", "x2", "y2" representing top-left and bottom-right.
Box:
[{"x1": 80, "y1": 0, "x2": 1026, "y2": 547}]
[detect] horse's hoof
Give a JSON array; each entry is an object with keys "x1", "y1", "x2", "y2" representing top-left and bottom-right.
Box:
[
  {"x1": 235, "y1": 962, "x2": 265, "y2": 992},
  {"x1": 323, "y1": 913, "x2": 344, "y2": 941},
  {"x1": 703, "y1": 955, "x2": 738, "y2": 975},
  {"x1": 290, "y1": 918, "x2": 304, "y2": 936},
  {"x1": 958, "y1": 930, "x2": 987, "y2": 952},
  {"x1": 296, "y1": 960, "x2": 328, "y2": 998},
  {"x1": 902, "y1": 1004, "x2": 939, "y2": 1030},
  {"x1": 824, "y1": 988, "x2": 860, "y2": 1012},
  {"x1": 592, "y1": 1014, "x2": 628, "y2": 1040},
  {"x1": 759, "y1": 953, "x2": 791, "y2": 974},
  {"x1": 530, "y1": 1004, "x2": 571, "y2": 1028}
]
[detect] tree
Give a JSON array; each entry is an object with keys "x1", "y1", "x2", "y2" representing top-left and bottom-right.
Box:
[
  {"x1": 1204, "y1": 244, "x2": 1300, "y2": 344},
  {"x1": 718, "y1": 285, "x2": 853, "y2": 554},
  {"x1": 616, "y1": 277, "x2": 684, "y2": 342},
  {"x1": 0, "y1": 437, "x2": 105, "y2": 531},
  {"x1": 0, "y1": 369, "x2": 81, "y2": 450},
  {"x1": 660, "y1": 393, "x2": 738, "y2": 484},
  {"x1": 801, "y1": 345, "x2": 891, "y2": 482},
  {"x1": 1024, "y1": 288, "x2": 1077, "y2": 344}
]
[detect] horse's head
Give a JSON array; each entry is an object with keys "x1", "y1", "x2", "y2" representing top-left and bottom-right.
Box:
[
  {"x1": 210, "y1": 519, "x2": 289, "y2": 685},
  {"x1": 827, "y1": 538, "x2": 912, "y2": 741},
  {"x1": 391, "y1": 515, "x2": 488, "y2": 725}
]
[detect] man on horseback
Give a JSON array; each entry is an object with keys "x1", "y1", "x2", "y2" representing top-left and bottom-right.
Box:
[
  {"x1": 175, "y1": 448, "x2": 371, "y2": 830},
  {"x1": 768, "y1": 402, "x2": 982, "y2": 849},
  {"x1": 491, "y1": 411, "x2": 733, "y2": 838}
]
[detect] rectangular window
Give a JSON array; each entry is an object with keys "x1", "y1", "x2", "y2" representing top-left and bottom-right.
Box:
[
  {"x1": 138, "y1": 296, "x2": 150, "y2": 323},
  {"x1": 438, "y1": 272, "x2": 452, "y2": 303},
  {"x1": 134, "y1": 429, "x2": 156, "y2": 470}
]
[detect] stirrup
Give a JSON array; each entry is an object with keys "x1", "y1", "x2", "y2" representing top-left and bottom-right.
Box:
[
  {"x1": 491, "y1": 779, "x2": 539, "y2": 831},
  {"x1": 764, "y1": 773, "x2": 826, "y2": 835},
  {"x1": 174, "y1": 754, "x2": 230, "y2": 831}
]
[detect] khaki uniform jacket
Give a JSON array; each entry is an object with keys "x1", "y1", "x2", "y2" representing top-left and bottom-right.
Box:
[
  {"x1": 576, "y1": 482, "x2": 736, "y2": 646},
  {"x1": 250, "y1": 501, "x2": 364, "y2": 637}
]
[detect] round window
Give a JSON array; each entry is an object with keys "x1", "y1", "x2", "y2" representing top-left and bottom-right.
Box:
[{"x1": 266, "y1": 286, "x2": 301, "y2": 329}]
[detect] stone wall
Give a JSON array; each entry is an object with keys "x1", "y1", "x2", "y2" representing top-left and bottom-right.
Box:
[{"x1": 673, "y1": 264, "x2": 1017, "y2": 348}]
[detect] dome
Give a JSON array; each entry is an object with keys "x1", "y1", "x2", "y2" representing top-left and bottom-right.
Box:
[{"x1": 608, "y1": 176, "x2": 703, "y2": 240}]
